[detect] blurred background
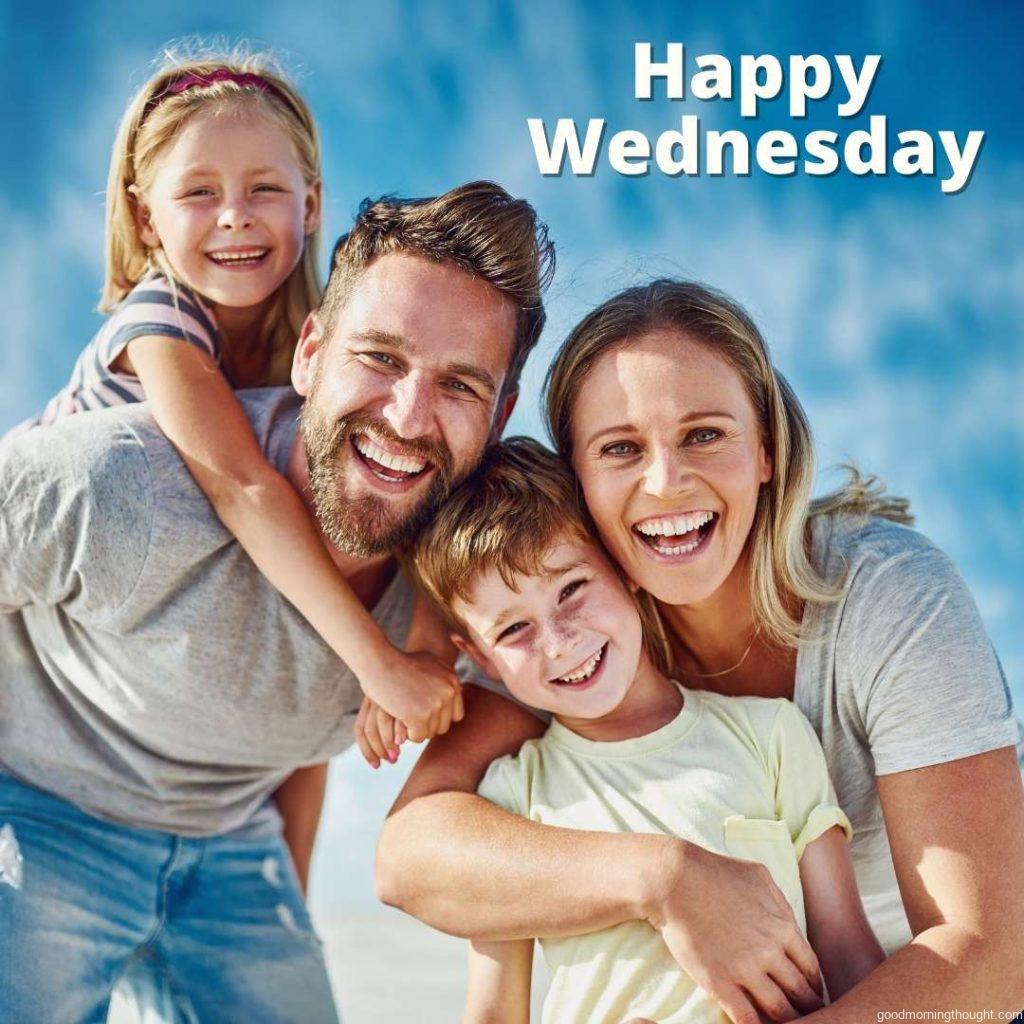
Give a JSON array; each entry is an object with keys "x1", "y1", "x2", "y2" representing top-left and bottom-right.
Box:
[{"x1": 3, "y1": 2, "x2": 1021, "y2": 1020}]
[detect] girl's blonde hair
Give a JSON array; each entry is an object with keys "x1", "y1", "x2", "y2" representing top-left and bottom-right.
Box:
[
  {"x1": 102, "y1": 43, "x2": 323, "y2": 385},
  {"x1": 544, "y1": 279, "x2": 913, "y2": 651}
]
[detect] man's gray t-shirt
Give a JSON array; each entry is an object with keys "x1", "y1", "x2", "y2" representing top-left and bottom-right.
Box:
[{"x1": 0, "y1": 388, "x2": 415, "y2": 836}]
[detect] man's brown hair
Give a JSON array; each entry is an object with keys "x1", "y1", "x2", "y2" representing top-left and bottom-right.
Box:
[{"x1": 320, "y1": 181, "x2": 555, "y2": 399}]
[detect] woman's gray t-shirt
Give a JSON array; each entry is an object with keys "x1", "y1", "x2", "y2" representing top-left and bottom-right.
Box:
[{"x1": 795, "y1": 513, "x2": 1019, "y2": 951}]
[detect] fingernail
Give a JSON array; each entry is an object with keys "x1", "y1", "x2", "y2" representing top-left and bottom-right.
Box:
[{"x1": 387, "y1": 748, "x2": 399, "y2": 762}]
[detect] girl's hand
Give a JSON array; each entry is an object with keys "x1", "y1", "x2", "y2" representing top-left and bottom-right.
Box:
[
  {"x1": 359, "y1": 649, "x2": 465, "y2": 745},
  {"x1": 354, "y1": 697, "x2": 408, "y2": 769}
]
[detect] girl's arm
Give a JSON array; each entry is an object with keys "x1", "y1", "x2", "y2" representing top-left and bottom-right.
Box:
[
  {"x1": 462, "y1": 939, "x2": 533, "y2": 1024},
  {"x1": 802, "y1": 747, "x2": 1024, "y2": 1020},
  {"x1": 124, "y1": 337, "x2": 461, "y2": 742},
  {"x1": 798, "y1": 826, "x2": 886, "y2": 1000}
]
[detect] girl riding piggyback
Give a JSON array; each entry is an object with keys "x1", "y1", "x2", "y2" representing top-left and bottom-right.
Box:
[{"x1": 23, "y1": 50, "x2": 462, "y2": 774}]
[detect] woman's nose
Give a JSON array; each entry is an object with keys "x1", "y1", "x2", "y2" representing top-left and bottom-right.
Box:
[{"x1": 643, "y1": 447, "x2": 692, "y2": 499}]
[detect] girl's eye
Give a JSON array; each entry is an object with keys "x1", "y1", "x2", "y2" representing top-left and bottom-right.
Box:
[
  {"x1": 559, "y1": 579, "x2": 586, "y2": 601},
  {"x1": 254, "y1": 183, "x2": 284, "y2": 193},
  {"x1": 601, "y1": 441, "x2": 637, "y2": 457},
  {"x1": 497, "y1": 621, "x2": 527, "y2": 642},
  {"x1": 688, "y1": 427, "x2": 721, "y2": 444}
]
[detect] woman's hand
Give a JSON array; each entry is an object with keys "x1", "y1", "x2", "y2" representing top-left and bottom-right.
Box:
[{"x1": 646, "y1": 840, "x2": 824, "y2": 1024}]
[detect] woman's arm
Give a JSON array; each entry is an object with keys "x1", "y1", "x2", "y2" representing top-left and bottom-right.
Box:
[
  {"x1": 125, "y1": 337, "x2": 461, "y2": 741},
  {"x1": 799, "y1": 826, "x2": 886, "y2": 999},
  {"x1": 376, "y1": 685, "x2": 825, "y2": 1024},
  {"x1": 462, "y1": 939, "x2": 533, "y2": 1024},
  {"x1": 803, "y1": 747, "x2": 1024, "y2": 1020}
]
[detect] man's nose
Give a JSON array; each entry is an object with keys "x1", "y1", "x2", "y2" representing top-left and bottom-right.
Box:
[{"x1": 381, "y1": 371, "x2": 436, "y2": 441}]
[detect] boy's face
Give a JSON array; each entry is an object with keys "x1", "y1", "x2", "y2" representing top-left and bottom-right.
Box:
[{"x1": 453, "y1": 536, "x2": 645, "y2": 721}]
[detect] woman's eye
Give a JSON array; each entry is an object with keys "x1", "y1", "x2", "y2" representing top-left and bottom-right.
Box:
[
  {"x1": 497, "y1": 622, "x2": 527, "y2": 642},
  {"x1": 184, "y1": 188, "x2": 214, "y2": 198},
  {"x1": 559, "y1": 579, "x2": 586, "y2": 601},
  {"x1": 689, "y1": 427, "x2": 721, "y2": 444},
  {"x1": 601, "y1": 442, "x2": 637, "y2": 457}
]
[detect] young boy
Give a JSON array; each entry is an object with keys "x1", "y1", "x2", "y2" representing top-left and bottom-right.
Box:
[{"x1": 410, "y1": 438, "x2": 885, "y2": 1024}]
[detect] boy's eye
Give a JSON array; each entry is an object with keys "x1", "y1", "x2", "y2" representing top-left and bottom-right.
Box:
[
  {"x1": 496, "y1": 621, "x2": 527, "y2": 642},
  {"x1": 559, "y1": 579, "x2": 586, "y2": 601}
]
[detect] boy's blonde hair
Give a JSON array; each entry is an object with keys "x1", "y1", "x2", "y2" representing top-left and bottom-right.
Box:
[
  {"x1": 412, "y1": 437, "x2": 671, "y2": 671},
  {"x1": 102, "y1": 43, "x2": 323, "y2": 385},
  {"x1": 322, "y1": 181, "x2": 555, "y2": 402}
]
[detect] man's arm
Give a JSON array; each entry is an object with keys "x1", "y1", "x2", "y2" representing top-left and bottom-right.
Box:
[
  {"x1": 799, "y1": 826, "x2": 885, "y2": 999},
  {"x1": 802, "y1": 747, "x2": 1024, "y2": 1020},
  {"x1": 273, "y1": 763, "x2": 328, "y2": 895},
  {"x1": 462, "y1": 938, "x2": 533, "y2": 1024},
  {"x1": 376, "y1": 685, "x2": 825, "y2": 1024}
]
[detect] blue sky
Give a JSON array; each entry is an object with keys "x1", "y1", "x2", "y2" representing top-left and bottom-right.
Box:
[{"x1": 2, "y1": 1, "x2": 1021, "y2": 915}]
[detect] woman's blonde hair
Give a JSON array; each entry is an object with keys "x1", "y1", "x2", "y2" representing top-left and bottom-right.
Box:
[
  {"x1": 102, "y1": 43, "x2": 323, "y2": 385},
  {"x1": 544, "y1": 279, "x2": 913, "y2": 650}
]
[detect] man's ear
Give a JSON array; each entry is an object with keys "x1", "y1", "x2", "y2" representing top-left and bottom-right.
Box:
[
  {"x1": 450, "y1": 632, "x2": 500, "y2": 680},
  {"x1": 491, "y1": 389, "x2": 519, "y2": 441},
  {"x1": 127, "y1": 185, "x2": 160, "y2": 249},
  {"x1": 292, "y1": 312, "x2": 324, "y2": 396}
]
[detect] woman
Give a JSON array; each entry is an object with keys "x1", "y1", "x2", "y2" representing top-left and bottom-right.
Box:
[{"x1": 376, "y1": 280, "x2": 1024, "y2": 1020}]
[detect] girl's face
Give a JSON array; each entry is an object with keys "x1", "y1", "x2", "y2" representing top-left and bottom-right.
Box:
[
  {"x1": 134, "y1": 108, "x2": 320, "y2": 315},
  {"x1": 569, "y1": 328, "x2": 772, "y2": 609}
]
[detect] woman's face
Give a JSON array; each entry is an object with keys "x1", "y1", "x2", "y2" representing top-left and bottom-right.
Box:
[{"x1": 570, "y1": 328, "x2": 772, "y2": 608}]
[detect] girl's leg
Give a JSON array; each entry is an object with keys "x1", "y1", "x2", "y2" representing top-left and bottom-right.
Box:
[{"x1": 0, "y1": 773, "x2": 163, "y2": 1024}]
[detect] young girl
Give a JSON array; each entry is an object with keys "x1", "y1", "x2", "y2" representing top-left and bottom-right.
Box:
[{"x1": 22, "y1": 48, "x2": 461, "y2": 798}]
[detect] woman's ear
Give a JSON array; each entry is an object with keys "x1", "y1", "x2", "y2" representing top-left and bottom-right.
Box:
[
  {"x1": 127, "y1": 185, "x2": 160, "y2": 249},
  {"x1": 292, "y1": 313, "x2": 323, "y2": 396},
  {"x1": 450, "y1": 633, "x2": 500, "y2": 680}
]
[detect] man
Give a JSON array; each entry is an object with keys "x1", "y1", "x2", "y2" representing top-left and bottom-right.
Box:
[{"x1": 0, "y1": 181, "x2": 552, "y2": 1023}]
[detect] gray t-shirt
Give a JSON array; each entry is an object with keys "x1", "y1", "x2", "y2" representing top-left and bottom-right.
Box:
[
  {"x1": 796, "y1": 513, "x2": 1019, "y2": 952},
  {"x1": 0, "y1": 388, "x2": 415, "y2": 836},
  {"x1": 469, "y1": 513, "x2": 1018, "y2": 954}
]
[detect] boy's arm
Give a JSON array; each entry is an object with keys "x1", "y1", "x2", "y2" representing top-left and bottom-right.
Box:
[
  {"x1": 376, "y1": 686, "x2": 825, "y2": 1024},
  {"x1": 799, "y1": 826, "x2": 885, "y2": 999},
  {"x1": 462, "y1": 938, "x2": 533, "y2": 1024},
  {"x1": 273, "y1": 763, "x2": 329, "y2": 895}
]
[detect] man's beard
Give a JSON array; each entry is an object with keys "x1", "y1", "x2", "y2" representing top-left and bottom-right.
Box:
[{"x1": 299, "y1": 401, "x2": 458, "y2": 558}]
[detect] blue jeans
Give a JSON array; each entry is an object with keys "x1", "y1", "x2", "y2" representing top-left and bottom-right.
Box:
[{"x1": 0, "y1": 772, "x2": 339, "y2": 1024}]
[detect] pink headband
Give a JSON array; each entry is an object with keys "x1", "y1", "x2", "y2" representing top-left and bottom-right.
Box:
[{"x1": 143, "y1": 69, "x2": 300, "y2": 123}]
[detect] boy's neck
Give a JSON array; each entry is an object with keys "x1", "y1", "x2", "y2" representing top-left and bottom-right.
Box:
[{"x1": 554, "y1": 651, "x2": 683, "y2": 743}]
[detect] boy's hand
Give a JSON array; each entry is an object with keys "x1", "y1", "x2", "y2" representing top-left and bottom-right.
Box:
[{"x1": 360, "y1": 648, "x2": 464, "y2": 744}]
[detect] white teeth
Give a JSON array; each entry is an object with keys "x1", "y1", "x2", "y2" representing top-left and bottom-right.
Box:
[
  {"x1": 635, "y1": 511, "x2": 714, "y2": 537},
  {"x1": 556, "y1": 646, "x2": 604, "y2": 684},
  {"x1": 208, "y1": 249, "x2": 268, "y2": 263},
  {"x1": 353, "y1": 434, "x2": 427, "y2": 475}
]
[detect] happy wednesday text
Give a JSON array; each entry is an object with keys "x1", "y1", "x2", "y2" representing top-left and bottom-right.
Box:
[{"x1": 527, "y1": 44, "x2": 984, "y2": 194}]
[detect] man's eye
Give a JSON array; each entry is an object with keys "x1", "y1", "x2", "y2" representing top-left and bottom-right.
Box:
[
  {"x1": 559, "y1": 579, "x2": 586, "y2": 601},
  {"x1": 367, "y1": 352, "x2": 397, "y2": 367},
  {"x1": 445, "y1": 379, "x2": 477, "y2": 398},
  {"x1": 497, "y1": 622, "x2": 527, "y2": 642}
]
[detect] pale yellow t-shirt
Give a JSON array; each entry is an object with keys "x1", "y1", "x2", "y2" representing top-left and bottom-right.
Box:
[{"x1": 477, "y1": 685, "x2": 852, "y2": 1024}]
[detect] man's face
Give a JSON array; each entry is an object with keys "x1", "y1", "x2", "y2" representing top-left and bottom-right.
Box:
[{"x1": 294, "y1": 253, "x2": 519, "y2": 556}]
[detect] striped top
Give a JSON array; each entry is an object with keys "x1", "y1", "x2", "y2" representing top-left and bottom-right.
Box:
[{"x1": 26, "y1": 272, "x2": 224, "y2": 429}]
